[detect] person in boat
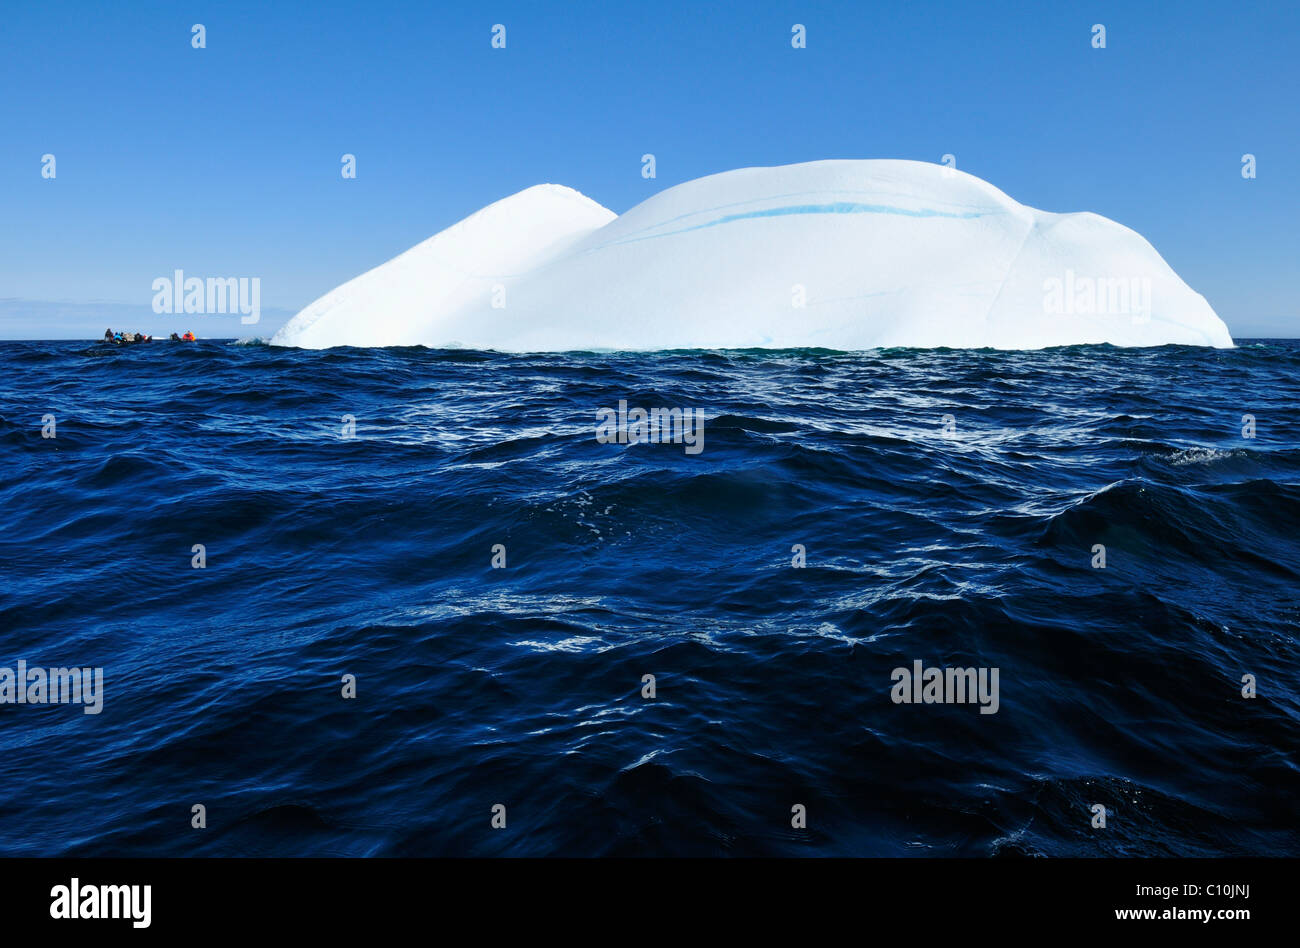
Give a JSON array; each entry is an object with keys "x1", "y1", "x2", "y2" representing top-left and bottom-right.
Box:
[
  {"x1": 182, "y1": 331, "x2": 196, "y2": 341},
  {"x1": 104, "y1": 328, "x2": 114, "y2": 342},
  {"x1": 170, "y1": 332, "x2": 180, "y2": 341}
]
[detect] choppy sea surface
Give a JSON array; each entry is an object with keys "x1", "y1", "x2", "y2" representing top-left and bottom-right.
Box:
[{"x1": 1, "y1": 338, "x2": 1297, "y2": 857}]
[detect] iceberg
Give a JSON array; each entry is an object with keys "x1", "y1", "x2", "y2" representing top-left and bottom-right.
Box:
[{"x1": 270, "y1": 160, "x2": 1233, "y2": 351}]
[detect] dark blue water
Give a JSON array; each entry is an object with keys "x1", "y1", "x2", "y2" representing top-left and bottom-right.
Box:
[{"x1": 1, "y1": 339, "x2": 1297, "y2": 856}]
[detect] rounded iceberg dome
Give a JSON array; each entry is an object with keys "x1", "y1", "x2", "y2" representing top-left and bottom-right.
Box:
[{"x1": 271, "y1": 160, "x2": 1232, "y2": 351}]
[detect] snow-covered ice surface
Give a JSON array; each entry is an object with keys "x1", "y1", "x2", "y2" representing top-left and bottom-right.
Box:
[{"x1": 270, "y1": 160, "x2": 1233, "y2": 351}]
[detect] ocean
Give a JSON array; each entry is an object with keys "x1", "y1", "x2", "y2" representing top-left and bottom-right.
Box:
[{"x1": 1, "y1": 339, "x2": 1297, "y2": 856}]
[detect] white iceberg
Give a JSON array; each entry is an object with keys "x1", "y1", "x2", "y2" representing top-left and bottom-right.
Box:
[{"x1": 270, "y1": 159, "x2": 1233, "y2": 351}]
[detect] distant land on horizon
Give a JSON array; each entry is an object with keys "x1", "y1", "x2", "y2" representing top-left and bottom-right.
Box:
[
  {"x1": 1, "y1": 297, "x2": 1293, "y2": 344},
  {"x1": 0, "y1": 298, "x2": 294, "y2": 341}
]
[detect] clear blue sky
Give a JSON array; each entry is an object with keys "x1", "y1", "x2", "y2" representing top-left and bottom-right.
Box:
[{"x1": 2, "y1": 0, "x2": 1296, "y2": 338}]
